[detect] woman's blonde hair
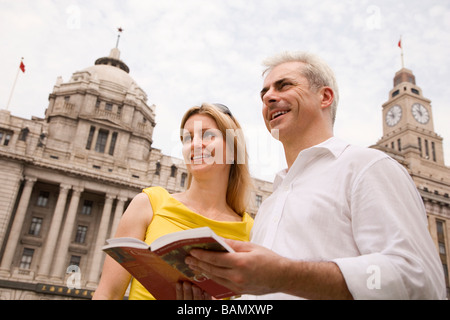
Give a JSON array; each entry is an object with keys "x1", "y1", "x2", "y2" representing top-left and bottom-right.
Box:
[{"x1": 180, "y1": 103, "x2": 252, "y2": 215}]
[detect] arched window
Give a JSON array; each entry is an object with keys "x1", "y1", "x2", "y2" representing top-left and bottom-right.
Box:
[{"x1": 170, "y1": 165, "x2": 177, "y2": 178}]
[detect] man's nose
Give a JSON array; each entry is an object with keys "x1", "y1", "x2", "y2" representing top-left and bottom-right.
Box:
[{"x1": 262, "y1": 87, "x2": 279, "y2": 105}]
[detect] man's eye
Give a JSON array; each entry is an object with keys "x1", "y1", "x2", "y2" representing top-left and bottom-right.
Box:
[{"x1": 280, "y1": 82, "x2": 292, "y2": 89}]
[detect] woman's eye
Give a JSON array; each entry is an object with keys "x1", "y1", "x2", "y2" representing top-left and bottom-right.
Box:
[
  {"x1": 182, "y1": 135, "x2": 192, "y2": 143},
  {"x1": 203, "y1": 131, "x2": 216, "y2": 140}
]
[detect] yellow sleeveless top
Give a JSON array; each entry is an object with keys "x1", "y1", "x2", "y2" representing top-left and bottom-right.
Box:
[{"x1": 127, "y1": 186, "x2": 254, "y2": 300}]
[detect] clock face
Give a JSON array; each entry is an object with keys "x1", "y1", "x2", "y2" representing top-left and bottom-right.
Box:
[
  {"x1": 411, "y1": 103, "x2": 429, "y2": 124},
  {"x1": 386, "y1": 105, "x2": 402, "y2": 127}
]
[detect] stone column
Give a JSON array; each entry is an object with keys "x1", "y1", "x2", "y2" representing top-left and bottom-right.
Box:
[
  {"x1": 0, "y1": 177, "x2": 37, "y2": 274},
  {"x1": 51, "y1": 186, "x2": 84, "y2": 279},
  {"x1": 109, "y1": 196, "x2": 127, "y2": 238},
  {"x1": 37, "y1": 184, "x2": 72, "y2": 279},
  {"x1": 86, "y1": 194, "x2": 115, "y2": 287}
]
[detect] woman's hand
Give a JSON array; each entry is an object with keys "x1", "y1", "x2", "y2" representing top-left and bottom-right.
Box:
[{"x1": 176, "y1": 281, "x2": 212, "y2": 300}]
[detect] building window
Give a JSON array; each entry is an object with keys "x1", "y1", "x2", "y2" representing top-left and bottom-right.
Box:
[
  {"x1": 432, "y1": 142, "x2": 436, "y2": 162},
  {"x1": 437, "y1": 220, "x2": 445, "y2": 238},
  {"x1": 155, "y1": 161, "x2": 161, "y2": 176},
  {"x1": 425, "y1": 139, "x2": 429, "y2": 159},
  {"x1": 436, "y1": 220, "x2": 449, "y2": 286},
  {"x1": 437, "y1": 220, "x2": 447, "y2": 256},
  {"x1": 397, "y1": 139, "x2": 402, "y2": 152},
  {"x1": 28, "y1": 217, "x2": 43, "y2": 236},
  {"x1": 3, "y1": 133, "x2": 11, "y2": 146},
  {"x1": 439, "y1": 242, "x2": 446, "y2": 255},
  {"x1": 105, "y1": 103, "x2": 113, "y2": 111},
  {"x1": 256, "y1": 195, "x2": 263, "y2": 208},
  {"x1": 95, "y1": 129, "x2": 109, "y2": 153},
  {"x1": 75, "y1": 225, "x2": 88, "y2": 244},
  {"x1": 181, "y1": 173, "x2": 187, "y2": 188},
  {"x1": 19, "y1": 127, "x2": 29, "y2": 141},
  {"x1": 37, "y1": 191, "x2": 50, "y2": 207},
  {"x1": 19, "y1": 248, "x2": 34, "y2": 269},
  {"x1": 170, "y1": 165, "x2": 177, "y2": 178},
  {"x1": 69, "y1": 255, "x2": 81, "y2": 267},
  {"x1": 418, "y1": 137, "x2": 422, "y2": 156},
  {"x1": 109, "y1": 132, "x2": 118, "y2": 156},
  {"x1": 86, "y1": 126, "x2": 95, "y2": 150},
  {"x1": 95, "y1": 99, "x2": 101, "y2": 109},
  {"x1": 81, "y1": 200, "x2": 93, "y2": 215}
]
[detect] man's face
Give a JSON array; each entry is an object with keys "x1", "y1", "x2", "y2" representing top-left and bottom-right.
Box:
[{"x1": 260, "y1": 61, "x2": 324, "y2": 142}]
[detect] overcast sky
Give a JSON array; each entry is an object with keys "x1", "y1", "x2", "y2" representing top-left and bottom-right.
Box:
[{"x1": 1, "y1": 0, "x2": 449, "y2": 181}]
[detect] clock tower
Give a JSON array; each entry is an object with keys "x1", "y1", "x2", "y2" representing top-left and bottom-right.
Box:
[
  {"x1": 374, "y1": 67, "x2": 450, "y2": 296},
  {"x1": 377, "y1": 67, "x2": 445, "y2": 165}
]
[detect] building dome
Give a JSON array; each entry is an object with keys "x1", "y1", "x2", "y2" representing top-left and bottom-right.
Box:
[
  {"x1": 81, "y1": 48, "x2": 139, "y2": 92},
  {"x1": 83, "y1": 64, "x2": 135, "y2": 91}
]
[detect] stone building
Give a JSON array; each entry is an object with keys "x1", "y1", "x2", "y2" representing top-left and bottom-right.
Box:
[
  {"x1": 372, "y1": 67, "x2": 450, "y2": 296},
  {"x1": 0, "y1": 48, "x2": 272, "y2": 299},
  {"x1": 0, "y1": 47, "x2": 448, "y2": 299}
]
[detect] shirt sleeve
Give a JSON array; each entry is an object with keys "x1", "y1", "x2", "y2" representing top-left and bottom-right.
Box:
[{"x1": 333, "y1": 157, "x2": 446, "y2": 300}]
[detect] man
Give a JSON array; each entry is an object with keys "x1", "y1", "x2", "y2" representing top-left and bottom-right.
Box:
[{"x1": 186, "y1": 51, "x2": 446, "y2": 299}]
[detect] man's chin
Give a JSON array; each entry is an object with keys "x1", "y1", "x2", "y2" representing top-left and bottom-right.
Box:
[{"x1": 270, "y1": 128, "x2": 280, "y2": 140}]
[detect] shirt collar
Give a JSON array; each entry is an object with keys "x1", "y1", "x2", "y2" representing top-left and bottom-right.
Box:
[{"x1": 273, "y1": 137, "x2": 350, "y2": 190}]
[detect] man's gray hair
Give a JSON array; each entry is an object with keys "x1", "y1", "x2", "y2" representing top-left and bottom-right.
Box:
[{"x1": 263, "y1": 51, "x2": 339, "y2": 125}]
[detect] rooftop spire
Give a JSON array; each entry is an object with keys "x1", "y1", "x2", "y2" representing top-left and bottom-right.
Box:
[
  {"x1": 398, "y1": 36, "x2": 405, "y2": 69},
  {"x1": 93, "y1": 28, "x2": 130, "y2": 73},
  {"x1": 116, "y1": 27, "x2": 123, "y2": 49}
]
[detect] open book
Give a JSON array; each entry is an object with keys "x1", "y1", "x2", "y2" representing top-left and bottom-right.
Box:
[{"x1": 102, "y1": 227, "x2": 236, "y2": 300}]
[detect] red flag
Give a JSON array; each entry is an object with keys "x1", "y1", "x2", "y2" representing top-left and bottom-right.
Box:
[
  {"x1": 398, "y1": 39, "x2": 402, "y2": 49},
  {"x1": 19, "y1": 61, "x2": 25, "y2": 73}
]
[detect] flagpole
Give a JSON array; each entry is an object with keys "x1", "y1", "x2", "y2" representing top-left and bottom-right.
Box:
[
  {"x1": 399, "y1": 36, "x2": 405, "y2": 68},
  {"x1": 116, "y1": 27, "x2": 123, "y2": 48},
  {"x1": 6, "y1": 58, "x2": 23, "y2": 111}
]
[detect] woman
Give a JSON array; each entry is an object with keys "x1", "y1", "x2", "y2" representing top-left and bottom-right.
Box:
[{"x1": 93, "y1": 103, "x2": 253, "y2": 300}]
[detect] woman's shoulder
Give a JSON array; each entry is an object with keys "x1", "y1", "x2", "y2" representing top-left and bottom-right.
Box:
[{"x1": 142, "y1": 186, "x2": 170, "y2": 196}]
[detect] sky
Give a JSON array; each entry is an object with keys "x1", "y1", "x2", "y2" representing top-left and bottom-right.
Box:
[{"x1": 1, "y1": 0, "x2": 449, "y2": 182}]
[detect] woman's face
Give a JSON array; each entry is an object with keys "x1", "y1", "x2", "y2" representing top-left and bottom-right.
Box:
[{"x1": 181, "y1": 114, "x2": 230, "y2": 176}]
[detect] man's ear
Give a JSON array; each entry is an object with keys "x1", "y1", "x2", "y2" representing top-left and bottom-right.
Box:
[{"x1": 320, "y1": 87, "x2": 334, "y2": 110}]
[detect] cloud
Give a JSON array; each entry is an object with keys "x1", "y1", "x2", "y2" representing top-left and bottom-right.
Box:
[{"x1": 1, "y1": 0, "x2": 449, "y2": 179}]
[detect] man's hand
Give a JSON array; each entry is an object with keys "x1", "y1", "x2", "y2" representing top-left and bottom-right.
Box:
[
  {"x1": 185, "y1": 240, "x2": 353, "y2": 300},
  {"x1": 185, "y1": 240, "x2": 287, "y2": 296}
]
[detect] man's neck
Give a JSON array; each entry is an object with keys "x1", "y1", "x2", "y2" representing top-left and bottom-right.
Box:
[{"x1": 283, "y1": 132, "x2": 333, "y2": 170}]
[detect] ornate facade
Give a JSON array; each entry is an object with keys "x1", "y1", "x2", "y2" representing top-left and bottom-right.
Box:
[
  {"x1": 372, "y1": 67, "x2": 450, "y2": 296},
  {"x1": 0, "y1": 48, "x2": 272, "y2": 299},
  {"x1": 0, "y1": 48, "x2": 448, "y2": 299}
]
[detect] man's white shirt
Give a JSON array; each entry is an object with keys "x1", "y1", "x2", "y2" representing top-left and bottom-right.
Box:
[{"x1": 241, "y1": 137, "x2": 446, "y2": 300}]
